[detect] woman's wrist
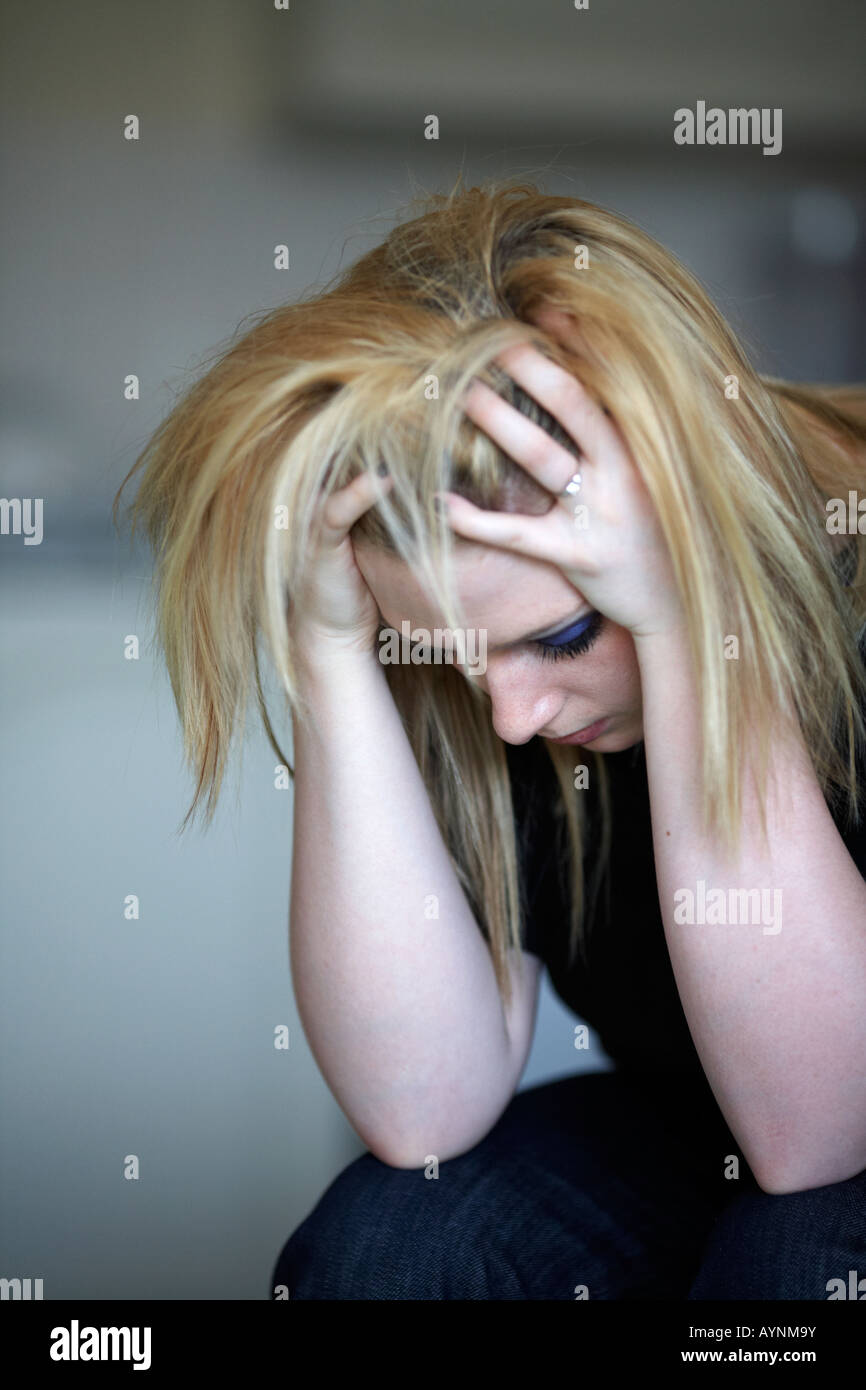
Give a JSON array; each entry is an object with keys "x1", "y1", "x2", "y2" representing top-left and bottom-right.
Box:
[{"x1": 292, "y1": 622, "x2": 379, "y2": 674}]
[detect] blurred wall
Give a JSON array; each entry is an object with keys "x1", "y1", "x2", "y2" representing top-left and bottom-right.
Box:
[{"x1": 1, "y1": 0, "x2": 863, "y2": 1298}]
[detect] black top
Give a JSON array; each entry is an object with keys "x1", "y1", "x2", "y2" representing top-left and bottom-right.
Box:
[{"x1": 506, "y1": 719, "x2": 866, "y2": 1077}]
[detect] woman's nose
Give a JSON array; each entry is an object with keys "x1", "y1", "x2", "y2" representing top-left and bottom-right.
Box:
[{"x1": 481, "y1": 656, "x2": 565, "y2": 746}]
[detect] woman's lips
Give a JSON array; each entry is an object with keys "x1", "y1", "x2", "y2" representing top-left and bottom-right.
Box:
[{"x1": 547, "y1": 717, "x2": 610, "y2": 744}]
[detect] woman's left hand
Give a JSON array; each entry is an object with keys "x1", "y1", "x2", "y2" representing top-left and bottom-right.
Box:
[{"x1": 438, "y1": 312, "x2": 684, "y2": 641}]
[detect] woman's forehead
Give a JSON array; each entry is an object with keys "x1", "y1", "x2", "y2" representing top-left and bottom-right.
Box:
[{"x1": 353, "y1": 540, "x2": 582, "y2": 644}]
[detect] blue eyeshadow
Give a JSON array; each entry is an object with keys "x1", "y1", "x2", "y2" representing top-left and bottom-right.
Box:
[{"x1": 541, "y1": 612, "x2": 596, "y2": 647}]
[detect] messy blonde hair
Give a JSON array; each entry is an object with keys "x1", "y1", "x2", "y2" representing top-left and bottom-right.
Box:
[{"x1": 114, "y1": 176, "x2": 866, "y2": 1009}]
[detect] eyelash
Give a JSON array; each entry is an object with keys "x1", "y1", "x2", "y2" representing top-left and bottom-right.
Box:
[{"x1": 534, "y1": 611, "x2": 605, "y2": 662}]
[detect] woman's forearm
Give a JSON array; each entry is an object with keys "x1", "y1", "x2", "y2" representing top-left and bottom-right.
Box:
[
  {"x1": 289, "y1": 646, "x2": 536, "y2": 1168},
  {"x1": 634, "y1": 623, "x2": 866, "y2": 1194}
]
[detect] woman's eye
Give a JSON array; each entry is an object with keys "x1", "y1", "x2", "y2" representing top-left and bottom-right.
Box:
[{"x1": 533, "y1": 610, "x2": 604, "y2": 662}]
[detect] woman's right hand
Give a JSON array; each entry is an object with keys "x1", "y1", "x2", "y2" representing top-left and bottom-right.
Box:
[{"x1": 289, "y1": 467, "x2": 395, "y2": 663}]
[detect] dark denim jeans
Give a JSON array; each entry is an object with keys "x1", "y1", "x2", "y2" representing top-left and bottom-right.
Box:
[{"x1": 270, "y1": 1069, "x2": 866, "y2": 1300}]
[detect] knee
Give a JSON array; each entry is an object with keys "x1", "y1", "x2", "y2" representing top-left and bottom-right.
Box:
[
  {"x1": 270, "y1": 1147, "x2": 490, "y2": 1300},
  {"x1": 689, "y1": 1169, "x2": 866, "y2": 1301}
]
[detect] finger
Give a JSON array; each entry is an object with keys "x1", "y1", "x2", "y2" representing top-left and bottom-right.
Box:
[
  {"x1": 461, "y1": 378, "x2": 584, "y2": 495},
  {"x1": 435, "y1": 491, "x2": 574, "y2": 566},
  {"x1": 528, "y1": 305, "x2": 581, "y2": 344},
  {"x1": 320, "y1": 468, "x2": 393, "y2": 535},
  {"x1": 491, "y1": 343, "x2": 618, "y2": 473},
  {"x1": 529, "y1": 309, "x2": 599, "y2": 383}
]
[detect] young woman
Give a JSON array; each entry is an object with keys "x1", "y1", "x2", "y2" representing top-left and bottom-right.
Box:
[{"x1": 116, "y1": 178, "x2": 866, "y2": 1300}]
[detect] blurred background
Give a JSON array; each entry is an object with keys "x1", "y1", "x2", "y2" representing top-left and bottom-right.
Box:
[{"x1": 1, "y1": 0, "x2": 864, "y2": 1299}]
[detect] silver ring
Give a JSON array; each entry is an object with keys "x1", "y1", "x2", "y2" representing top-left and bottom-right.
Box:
[{"x1": 561, "y1": 471, "x2": 582, "y2": 497}]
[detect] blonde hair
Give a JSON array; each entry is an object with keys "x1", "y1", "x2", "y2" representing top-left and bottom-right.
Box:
[{"x1": 114, "y1": 176, "x2": 866, "y2": 1009}]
